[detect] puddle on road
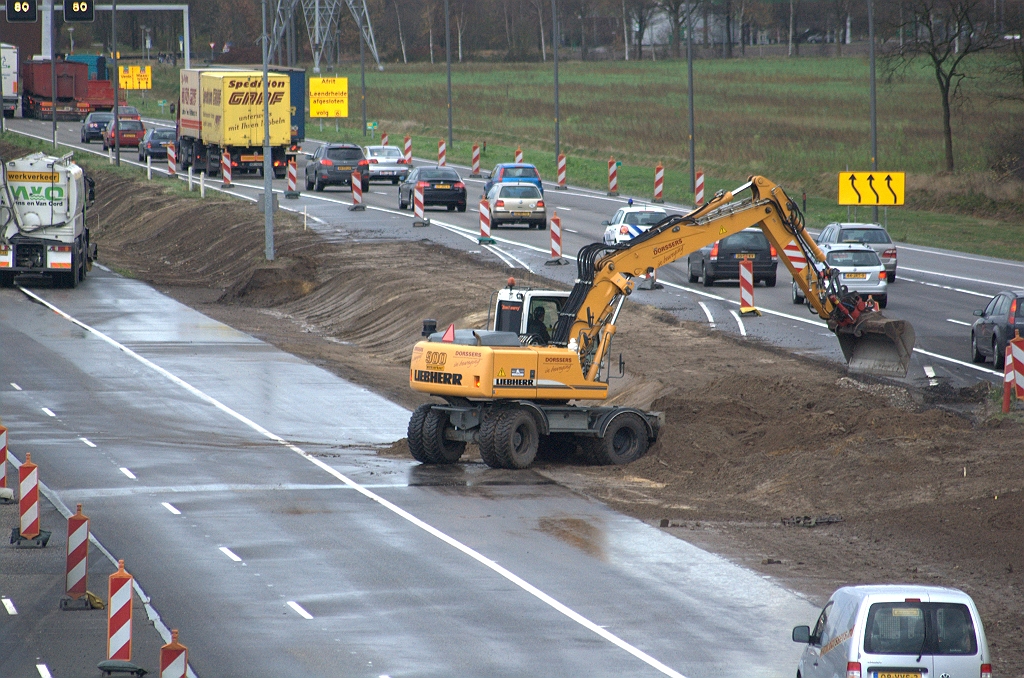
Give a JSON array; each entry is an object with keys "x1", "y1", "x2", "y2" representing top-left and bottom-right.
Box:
[
  {"x1": 537, "y1": 517, "x2": 606, "y2": 560},
  {"x1": 406, "y1": 464, "x2": 557, "y2": 488}
]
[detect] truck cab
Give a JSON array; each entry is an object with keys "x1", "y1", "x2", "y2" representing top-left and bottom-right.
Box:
[{"x1": 491, "y1": 281, "x2": 569, "y2": 345}]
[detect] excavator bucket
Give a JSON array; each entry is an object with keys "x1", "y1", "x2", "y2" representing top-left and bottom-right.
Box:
[{"x1": 835, "y1": 313, "x2": 916, "y2": 377}]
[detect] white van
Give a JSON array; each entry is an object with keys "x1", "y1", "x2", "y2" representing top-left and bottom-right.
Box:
[{"x1": 792, "y1": 585, "x2": 990, "y2": 678}]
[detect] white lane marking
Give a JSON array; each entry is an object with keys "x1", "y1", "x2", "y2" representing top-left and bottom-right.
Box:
[
  {"x1": 913, "y1": 347, "x2": 1002, "y2": 376},
  {"x1": 556, "y1": 206, "x2": 573, "y2": 211},
  {"x1": 18, "y1": 289, "x2": 689, "y2": 678},
  {"x1": 219, "y1": 546, "x2": 242, "y2": 562},
  {"x1": 79, "y1": 437, "x2": 97, "y2": 448},
  {"x1": 697, "y1": 301, "x2": 715, "y2": 327},
  {"x1": 900, "y1": 276, "x2": 991, "y2": 298},
  {"x1": 924, "y1": 366, "x2": 939, "y2": 386},
  {"x1": 946, "y1": 319, "x2": 972, "y2": 326},
  {"x1": 899, "y1": 266, "x2": 1018, "y2": 289},
  {"x1": 95, "y1": 263, "x2": 111, "y2": 272},
  {"x1": 36, "y1": 665, "x2": 52, "y2": 678},
  {"x1": 162, "y1": 502, "x2": 181, "y2": 515},
  {"x1": 119, "y1": 467, "x2": 137, "y2": 480},
  {"x1": 373, "y1": 191, "x2": 389, "y2": 195},
  {"x1": 42, "y1": 407, "x2": 56, "y2": 417},
  {"x1": 11, "y1": 382, "x2": 22, "y2": 390},
  {"x1": 2, "y1": 597, "x2": 17, "y2": 615},
  {"x1": 287, "y1": 601, "x2": 314, "y2": 619},
  {"x1": 897, "y1": 245, "x2": 1024, "y2": 270},
  {"x1": 729, "y1": 310, "x2": 747, "y2": 337},
  {"x1": 483, "y1": 244, "x2": 517, "y2": 268},
  {"x1": 564, "y1": 228, "x2": 579, "y2": 233}
]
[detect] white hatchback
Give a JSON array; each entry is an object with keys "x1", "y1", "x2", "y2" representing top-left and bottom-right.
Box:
[{"x1": 601, "y1": 205, "x2": 668, "y2": 245}]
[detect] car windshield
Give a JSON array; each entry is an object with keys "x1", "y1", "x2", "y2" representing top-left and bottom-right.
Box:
[
  {"x1": 623, "y1": 211, "x2": 665, "y2": 226},
  {"x1": 118, "y1": 107, "x2": 139, "y2": 116},
  {"x1": 827, "y1": 250, "x2": 881, "y2": 267},
  {"x1": 90, "y1": 114, "x2": 113, "y2": 123},
  {"x1": 367, "y1": 147, "x2": 402, "y2": 158},
  {"x1": 326, "y1": 147, "x2": 362, "y2": 161},
  {"x1": 421, "y1": 170, "x2": 460, "y2": 181},
  {"x1": 114, "y1": 120, "x2": 144, "y2": 131},
  {"x1": 152, "y1": 130, "x2": 176, "y2": 141},
  {"x1": 504, "y1": 167, "x2": 539, "y2": 179},
  {"x1": 721, "y1": 231, "x2": 769, "y2": 249},
  {"x1": 840, "y1": 228, "x2": 891, "y2": 244},
  {"x1": 499, "y1": 185, "x2": 542, "y2": 199}
]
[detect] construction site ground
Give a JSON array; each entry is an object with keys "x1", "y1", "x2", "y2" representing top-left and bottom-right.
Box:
[{"x1": 22, "y1": 158, "x2": 1024, "y2": 675}]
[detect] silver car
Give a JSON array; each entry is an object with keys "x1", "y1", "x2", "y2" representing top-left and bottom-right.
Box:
[
  {"x1": 815, "y1": 222, "x2": 898, "y2": 281},
  {"x1": 362, "y1": 145, "x2": 409, "y2": 184},
  {"x1": 793, "y1": 243, "x2": 888, "y2": 308},
  {"x1": 487, "y1": 182, "x2": 547, "y2": 229}
]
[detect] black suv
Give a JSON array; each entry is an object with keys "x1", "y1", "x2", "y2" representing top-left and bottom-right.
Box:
[
  {"x1": 305, "y1": 143, "x2": 369, "y2": 192},
  {"x1": 687, "y1": 227, "x2": 778, "y2": 287}
]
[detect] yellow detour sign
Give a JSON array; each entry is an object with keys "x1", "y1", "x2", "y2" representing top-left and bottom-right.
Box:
[
  {"x1": 838, "y1": 171, "x2": 905, "y2": 206},
  {"x1": 309, "y1": 77, "x2": 348, "y2": 118},
  {"x1": 118, "y1": 66, "x2": 152, "y2": 90}
]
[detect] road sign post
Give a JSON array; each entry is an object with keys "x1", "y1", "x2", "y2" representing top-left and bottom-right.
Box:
[{"x1": 838, "y1": 171, "x2": 905, "y2": 207}]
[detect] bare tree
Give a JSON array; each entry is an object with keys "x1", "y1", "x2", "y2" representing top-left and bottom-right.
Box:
[
  {"x1": 656, "y1": 0, "x2": 688, "y2": 57},
  {"x1": 393, "y1": 0, "x2": 408, "y2": 63},
  {"x1": 886, "y1": 0, "x2": 1000, "y2": 172},
  {"x1": 530, "y1": 0, "x2": 548, "y2": 60},
  {"x1": 626, "y1": 0, "x2": 659, "y2": 59}
]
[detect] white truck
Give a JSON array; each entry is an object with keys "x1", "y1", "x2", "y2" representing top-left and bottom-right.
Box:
[
  {"x1": 0, "y1": 152, "x2": 96, "y2": 288},
  {"x1": 1, "y1": 43, "x2": 19, "y2": 118}
]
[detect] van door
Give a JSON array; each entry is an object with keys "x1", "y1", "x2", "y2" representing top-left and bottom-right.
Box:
[
  {"x1": 862, "y1": 602, "x2": 934, "y2": 678},
  {"x1": 802, "y1": 601, "x2": 832, "y2": 678},
  {"x1": 931, "y1": 603, "x2": 982, "y2": 678}
]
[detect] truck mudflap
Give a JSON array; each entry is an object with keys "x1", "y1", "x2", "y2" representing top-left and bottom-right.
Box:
[{"x1": 834, "y1": 313, "x2": 916, "y2": 377}]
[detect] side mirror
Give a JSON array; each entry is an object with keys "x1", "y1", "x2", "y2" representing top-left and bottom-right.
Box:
[
  {"x1": 792, "y1": 626, "x2": 811, "y2": 644},
  {"x1": 973, "y1": 309, "x2": 984, "y2": 316},
  {"x1": 486, "y1": 172, "x2": 492, "y2": 179},
  {"x1": 601, "y1": 220, "x2": 610, "y2": 226}
]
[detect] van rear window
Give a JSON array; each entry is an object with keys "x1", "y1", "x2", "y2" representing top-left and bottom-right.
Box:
[{"x1": 865, "y1": 603, "x2": 977, "y2": 656}]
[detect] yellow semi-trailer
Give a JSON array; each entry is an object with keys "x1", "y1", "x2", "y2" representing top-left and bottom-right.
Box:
[{"x1": 175, "y1": 69, "x2": 291, "y2": 179}]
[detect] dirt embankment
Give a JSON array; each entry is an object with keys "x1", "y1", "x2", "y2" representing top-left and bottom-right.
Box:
[{"x1": 25, "y1": 149, "x2": 1024, "y2": 675}]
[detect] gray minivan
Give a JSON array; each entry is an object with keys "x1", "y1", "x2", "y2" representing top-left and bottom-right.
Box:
[{"x1": 793, "y1": 585, "x2": 990, "y2": 678}]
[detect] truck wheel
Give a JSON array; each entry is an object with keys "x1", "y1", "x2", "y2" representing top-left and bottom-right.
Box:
[
  {"x1": 407, "y1": 404, "x2": 434, "y2": 464},
  {"x1": 491, "y1": 408, "x2": 538, "y2": 469},
  {"x1": 586, "y1": 413, "x2": 649, "y2": 466},
  {"x1": 422, "y1": 407, "x2": 465, "y2": 464}
]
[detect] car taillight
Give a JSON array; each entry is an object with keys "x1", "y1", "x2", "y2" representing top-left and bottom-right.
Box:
[
  {"x1": 455, "y1": 182, "x2": 466, "y2": 189},
  {"x1": 417, "y1": 181, "x2": 430, "y2": 189},
  {"x1": 320, "y1": 158, "x2": 333, "y2": 166},
  {"x1": 879, "y1": 270, "x2": 887, "y2": 280},
  {"x1": 369, "y1": 158, "x2": 378, "y2": 164},
  {"x1": 398, "y1": 158, "x2": 409, "y2": 164},
  {"x1": 358, "y1": 159, "x2": 369, "y2": 167},
  {"x1": 981, "y1": 663, "x2": 992, "y2": 678},
  {"x1": 710, "y1": 242, "x2": 719, "y2": 261},
  {"x1": 231, "y1": 161, "x2": 239, "y2": 167},
  {"x1": 1010, "y1": 299, "x2": 1017, "y2": 322},
  {"x1": 495, "y1": 200, "x2": 505, "y2": 207},
  {"x1": 846, "y1": 662, "x2": 861, "y2": 678},
  {"x1": 769, "y1": 244, "x2": 777, "y2": 258},
  {"x1": 48, "y1": 246, "x2": 72, "y2": 252},
  {"x1": 883, "y1": 248, "x2": 897, "y2": 259},
  {"x1": 535, "y1": 199, "x2": 543, "y2": 207},
  {"x1": 273, "y1": 160, "x2": 283, "y2": 166},
  {"x1": 146, "y1": 143, "x2": 152, "y2": 148}
]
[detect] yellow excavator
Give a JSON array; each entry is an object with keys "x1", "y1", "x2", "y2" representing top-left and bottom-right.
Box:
[{"x1": 408, "y1": 176, "x2": 915, "y2": 469}]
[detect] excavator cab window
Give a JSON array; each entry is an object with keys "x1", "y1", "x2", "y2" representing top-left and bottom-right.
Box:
[
  {"x1": 527, "y1": 297, "x2": 564, "y2": 343},
  {"x1": 495, "y1": 301, "x2": 524, "y2": 333}
]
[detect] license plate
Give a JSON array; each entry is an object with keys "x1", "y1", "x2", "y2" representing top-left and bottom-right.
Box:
[
  {"x1": 735, "y1": 253, "x2": 756, "y2": 259},
  {"x1": 844, "y1": 272, "x2": 868, "y2": 279},
  {"x1": 338, "y1": 166, "x2": 353, "y2": 171},
  {"x1": 877, "y1": 673, "x2": 922, "y2": 678},
  {"x1": 514, "y1": 211, "x2": 532, "y2": 217},
  {"x1": 241, "y1": 155, "x2": 262, "y2": 162},
  {"x1": 381, "y1": 171, "x2": 395, "y2": 175},
  {"x1": 435, "y1": 183, "x2": 451, "y2": 189}
]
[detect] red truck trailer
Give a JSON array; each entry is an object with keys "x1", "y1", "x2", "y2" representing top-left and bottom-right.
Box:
[{"x1": 21, "y1": 60, "x2": 114, "y2": 120}]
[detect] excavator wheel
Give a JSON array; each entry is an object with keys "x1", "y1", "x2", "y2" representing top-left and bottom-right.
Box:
[
  {"x1": 421, "y1": 407, "x2": 465, "y2": 464},
  {"x1": 491, "y1": 408, "x2": 539, "y2": 469},
  {"x1": 584, "y1": 413, "x2": 649, "y2": 466},
  {"x1": 407, "y1": 404, "x2": 435, "y2": 464},
  {"x1": 477, "y1": 408, "x2": 504, "y2": 469}
]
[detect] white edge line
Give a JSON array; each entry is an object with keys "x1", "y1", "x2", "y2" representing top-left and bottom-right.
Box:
[
  {"x1": 728, "y1": 310, "x2": 747, "y2": 337},
  {"x1": 10, "y1": 382, "x2": 22, "y2": 390},
  {"x1": 897, "y1": 245, "x2": 1024, "y2": 270},
  {"x1": 899, "y1": 266, "x2": 1018, "y2": 288},
  {"x1": 946, "y1": 319, "x2": 972, "y2": 326},
  {"x1": 900, "y1": 276, "x2": 993, "y2": 299},
  {"x1": 79, "y1": 437, "x2": 97, "y2": 448},
  {"x1": 162, "y1": 502, "x2": 182, "y2": 515},
  {"x1": 697, "y1": 301, "x2": 715, "y2": 327},
  {"x1": 2, "y1": 597, "x2": 17, "y2": 615},
  {"x1": 119, "y1": 467, "x2": 137, "y2": 480},
  {"x1": 36, "y1": 665, "x2": 52, "y2": 678},
  {"x1": 15, "y1": 286, "x2": 688, "y2": 678},
  {"x1": 41, "y1": 407, "x2": 55, "y2": 417},
  {"x1": 287, "y1": 600, "x2": 314, "y2": 619},
  {"x1": 219, "y1": 546, "x2": 242, "y2": 562}
]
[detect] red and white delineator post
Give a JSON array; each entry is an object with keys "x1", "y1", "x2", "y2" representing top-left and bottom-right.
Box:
[
  {"x1": 783, "y1": 241, "x2": 807, "y2": 274},
  {"x1": 107, "y1": 560, "x2": 134, "y2": 662},
  {"x1": 381, "y1": 131, "x2": 389, "y2": 147},
  {"x1": 221, "y1": 150, "x2": 232, "y2": 187},
  {"x1": 60, "y1": 504, "x2": 90, "y2": 610},
  {"x1": 653, "y1": 163, "x2": 664, "y2": 203},
  {"x1": 166, "y1": 145, "x2": 176, "y2": 177},
  {"x1": 0, "y1": 424, "x2": 7, "y2": 493},
  {"x1": 403, "y1": 135, "x2": 412, "y2": 164},
  {"x1": 478, "y1": 198, "x2": 494, "y2": 244},
  {"x1": 19, "y1": 452, "x2": 39, "y2": 539},
  {"x1": 695, "y1": 171, "x2": 705, "y2": 206},
  {"x1": 413, "y1": 184, "x2": 429, "y2": 227},
  {"x1": 1012, "y1": 335, "x2": 1024, "y2": 398},
  {"x1": 1004, "y1": 345, "x2": 1014, "y2": 414},
  {"x1": 607, "y1": 156, "x2": 619, "y2": 196},
  {"x1": 470, "y1": 144, "x2": 481, "y2": 177},
  {"x1": 438, "y1": 139, "x2": 446, "y2": 166},
  {"x1": 514, "y1": 147, "x2": 523, "y2": 164},
  {"x1": 349, "y1": 171, "x2": 365, "y2": 211},
  {"x1": 739, "y1": 259, "x2": 761, "y2": 316},
  {"x1": 556, "y1": 153, "x2": 567, "y2": 190},
  {"x1": 284, "y1": 159, "x2": 299, "y2": 199},
  {"x1": 160, "y1": 630, "x2": 189, "y2": 678},
  {"x1": 544, "y1": 212, "x2": 568, "y2": 266}
]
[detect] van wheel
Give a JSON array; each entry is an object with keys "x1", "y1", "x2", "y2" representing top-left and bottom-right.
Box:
[
  {"x1": 585, "y1": 413, "x2": 649, "y2": 465},
  {"x1": 491, "y1": 408, "x2": 538, "y2": 469}
]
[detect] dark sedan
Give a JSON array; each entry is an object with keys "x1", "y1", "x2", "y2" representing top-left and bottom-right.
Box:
[
  {"x1": 971, "y1": 289, "x2": 1024, "y2": 369},
  {"x1": 304, "y1": 143, "x2": 369, "y2": 192},
  {"x1": 138, "y1": 129, "x2": 177, "y2": 162},
  {"x1": 81, "y1": 112, "x2": 113, "y2": 143},
  {"x1": 687, "y1": 227, "x2": 778, "y2": 287},
  {"x1": 398, "y1": 167, "x2": 467, "y2": 212}
]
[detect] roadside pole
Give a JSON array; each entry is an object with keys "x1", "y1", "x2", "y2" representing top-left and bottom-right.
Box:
[
  {"x1": 50, "y1": 1, "x2": 57, "y2": 149},
  {"x1": 686, "y1": 0, "x2": 695, "y2": 198},
  {"x1": 551, "y1": 0, "x2": 560, "y2": 163},
  {"x1": 112, "y1": 0, "x2": 120, "y2": 166},
  {"x1": 868, "y1": 0, "x2": 878, "y2": 223},
  {"x1": 262, "y1": 0, "x2": 274, "y2": 261},
  {"x1": 359, "y1": 9, "x2": 367, "y2": 137},
  {"x1": 445, "y1": 0, "x2": 452, "y2": 152}
]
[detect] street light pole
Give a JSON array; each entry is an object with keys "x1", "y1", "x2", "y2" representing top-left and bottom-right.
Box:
[
  {"x1": 50, "y1": 0, "x2": 57, "y2": 149},
  {"x1": 445, "y1": 0, "x2": 452, "y2": 151},
  {"x1": 551, "y1": 0, "x2": 559, "y2": 161},
  {"x1": 358, "y1": 10, "x2": 367, "y2": 136},
  {"x1": 868, "y1": 0, "x2": 878, "y2": 223},
  {"x1": 262, "y1": 0, "x2": 274, "y2": 261},
  {"x1": 112, "y1": 0, "x2": 120, "y2": 166},
  {"x1": 686, "y1": 0, "x2": 695, "y2": 196}
]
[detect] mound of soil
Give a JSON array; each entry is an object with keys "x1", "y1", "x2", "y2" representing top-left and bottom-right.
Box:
[{"x1": 23, "y1": 146, "x2": 1024, "y2": 675}]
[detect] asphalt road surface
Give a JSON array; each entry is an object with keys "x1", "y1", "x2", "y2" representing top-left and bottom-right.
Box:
[{"x1": 2, "y1": 271, "x2": 816, "y2": 677}]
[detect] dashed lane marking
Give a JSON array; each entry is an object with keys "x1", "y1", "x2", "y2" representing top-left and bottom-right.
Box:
[
  {"x1": 10, "y1": 383, "x2": 22, "y2": 390},
  {"x1": 697, "y1": 302, "x2": 715, "y2": 328},
  {"x1": 119, "y1": 467, "x2": 137, "y2": 480},
  {"x1": 79, "y1": 437, "x2": 96, "y2": 448},
  {"x1": 2, "y1": 597, "x2": 17, "y2": 615},
  {"x1": 36, "y1": 665, "x2": 52, "y2": 678},
  {"x1": 899, "y1": 266, "x2": 1016, "y2": 288},
  {"x1": 729, "y1": 310, "x2": 747, "y2": 337},
  {"x1": 219, "y1": 547, "x2": 242, "y2": 562},
  {"x1": 162, "y1": 502, "x2": 182, "y2": 515},
  {"x1": 287, "y1": 601, "x2": 314, "y2": 619},
  {"x1": 900, "y1": 276, "x2": 991, "y2": 298},
  {"x1": 42, "y1": 407, "x2": 55, "y2": 417},
  {"x1": 924, "y1": 366, "x2": 939, "y2": 386},
  {"x1": 946, "y1": 319, "x2": 972, "y2": 326}
]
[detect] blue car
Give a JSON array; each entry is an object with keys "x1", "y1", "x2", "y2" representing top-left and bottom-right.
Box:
[{"x1": 482, "y1": 163, "x2": 544, "y2": 196}]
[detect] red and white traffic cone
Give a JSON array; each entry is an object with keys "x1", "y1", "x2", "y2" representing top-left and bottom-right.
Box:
[
  {"x1": 160, "y1": 630, "x2": 188, "y2": 678},
  {"x1": 470, "y1": 144, "x2": 481, "y2": 177},
  {"x1": 413, "y1": 184, "x2": 429, "y2": 227},
  {"x1": 106, "y1": 560, "x2": 134, "y2": 662},
  {"x1": 438, "y1": 139, "x2": 446, "y2": 166},
  {"x1": 478, "y1": 198, "x2": 494, "y2": 244},
  {"x1": 556, "y1": 153, "x2": 567, "y2": 190},
  {"x1": 166, "y1": 145, "x2": 176, "y2": 177},
  {"x1": 349, "y1": 170, "x2": 365, "y2": 211},
  {"x1": 695, "y1": 171, "x2": 705, "y2": 206},
  {"x1": 60, "y1": 504, "x2": 90, "y2": 609},
  {"x1": 381, "y1": 131, "x2": 389, "y2": 147},
  {"x1": 514, "y1": 146, "x2": 523, "y2": 164},
  {"x1": 739, "y1": 259, "x2": 760, "y2": 316},
  {"x1": 544, "y1": 212, "x2": 568, "y2": 266},
  {"x1": 653, "y1": 163, "x2": 664, "y2": 203},
  {"x1": 285, "y1": 159, "x2": 299, "y2": 198},
  {"x1": 221, "y1": 150, "x2": 232, "y2": 188},
  {"x1": 404, "y1": 135, "x2": 412, "y2": 164},
  {"x1": 607, "y1": 156, "x2": 619, "y2": 196}
]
